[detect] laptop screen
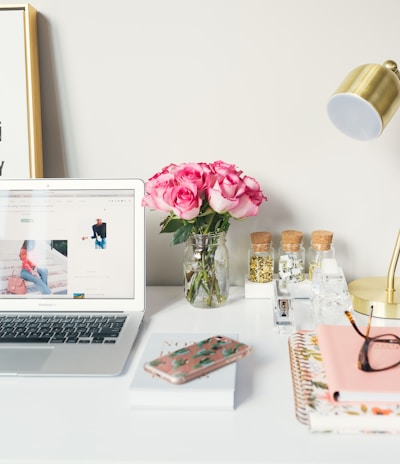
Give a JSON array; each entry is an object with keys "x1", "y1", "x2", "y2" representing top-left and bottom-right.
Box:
[{"x1": 0, "y1": 179, "x2": 145, "y2": 311}]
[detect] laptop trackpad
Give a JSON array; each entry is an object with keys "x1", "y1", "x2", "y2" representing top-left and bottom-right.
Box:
[{"x1": 0, "y1": 347, "x2": 53, "y2": 373}]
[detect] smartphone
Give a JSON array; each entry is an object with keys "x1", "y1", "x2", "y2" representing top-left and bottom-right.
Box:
[{"x1": 143, "y1": 335, "x2": 252, "y2": 385}]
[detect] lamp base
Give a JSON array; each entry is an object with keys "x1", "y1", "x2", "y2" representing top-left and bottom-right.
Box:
[{"x1": 348, "y1": 276, "x2": 400, "y2": 319}]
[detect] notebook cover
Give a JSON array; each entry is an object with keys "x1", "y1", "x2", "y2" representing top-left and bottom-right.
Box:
[
  {"x1": 288, "y1": 331, "x2": 400, "y2": 433},
  {"x1": 129, "y1": 333, "x2": 237, "y2": 410},
  {"x1": 317, "y1": 324, "x2": 400, "y2": 403}
]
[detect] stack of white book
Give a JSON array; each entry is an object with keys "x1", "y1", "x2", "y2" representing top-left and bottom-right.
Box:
[{"x1": 129, "y1": 332, "x2": 238, "y2": 410}]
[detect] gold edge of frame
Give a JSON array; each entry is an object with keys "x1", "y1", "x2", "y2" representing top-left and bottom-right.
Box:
[
  {"x1": 0, "y1": 3, "x2": 44, "y2": 178},
  {"x1": 24, "y1": 4, "x2": 43, "y2": 178}
]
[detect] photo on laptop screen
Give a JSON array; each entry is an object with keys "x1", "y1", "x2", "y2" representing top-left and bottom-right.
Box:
[{"x1": 0, "y1": 188, "x2": 135, "y2": 300}]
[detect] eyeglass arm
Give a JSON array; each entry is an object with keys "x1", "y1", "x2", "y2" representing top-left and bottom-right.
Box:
[{"x1": 386, "y1": 229, "x2": 400, "y2": 304}]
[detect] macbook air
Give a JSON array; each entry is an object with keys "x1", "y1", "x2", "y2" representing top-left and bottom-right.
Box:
[{"x1": 0, "y1": 177, "x2": 145, "y2": 376}]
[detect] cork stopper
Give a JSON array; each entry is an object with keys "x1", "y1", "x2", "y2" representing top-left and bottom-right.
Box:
[
  {"x1": 281, "y1": 229, "x2": 303, "y2": 251},
  {"x1": 311, "y1": 230, "x2": 333, "y2": 251},
  {"x1": 250, "y1": 231, "x2": 272, "y2": 252}
]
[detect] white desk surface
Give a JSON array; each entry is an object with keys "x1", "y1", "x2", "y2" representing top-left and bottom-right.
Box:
[{"x1": 0, "y1": 286, "x2": 399, "y2": 464}]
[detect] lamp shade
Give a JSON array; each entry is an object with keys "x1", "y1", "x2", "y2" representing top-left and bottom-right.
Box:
[{"x1": 327, "y1": 60, "x2": 400, "y2": 141}]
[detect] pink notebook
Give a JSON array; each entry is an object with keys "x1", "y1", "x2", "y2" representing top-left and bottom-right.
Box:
[{"x1": 317, "y1": 324, "x2": 400, "y2": 403}]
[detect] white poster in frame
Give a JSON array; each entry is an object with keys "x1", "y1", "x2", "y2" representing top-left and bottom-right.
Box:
[{"x1": 0, "y1": 3, "x2": 43, "y2": 179}]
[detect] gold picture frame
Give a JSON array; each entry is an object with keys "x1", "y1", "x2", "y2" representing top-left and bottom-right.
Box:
[{"x1": 0, "y1": 3, "x2": 43, "y2": 178}]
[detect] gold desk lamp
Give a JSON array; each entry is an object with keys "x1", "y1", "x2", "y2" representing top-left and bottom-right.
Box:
[{"x1": 327, "y1": 60, "x2": 400, "y2": 318}]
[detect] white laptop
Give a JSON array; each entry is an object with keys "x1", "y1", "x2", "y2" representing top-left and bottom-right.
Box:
[{"x1": 0, "y1": 177, "x2": 145, "y2": 376}]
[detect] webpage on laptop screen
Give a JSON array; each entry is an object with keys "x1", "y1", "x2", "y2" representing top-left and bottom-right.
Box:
[{"x1": 0, "y1": 189, "x2": 135, "y2": 299}]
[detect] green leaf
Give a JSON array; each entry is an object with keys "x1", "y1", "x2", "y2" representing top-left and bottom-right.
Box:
[
  {"x1": 168, "y1": 348, "x2": 190, "y2": 357},
  {"x1": 194, "y1": 358, "x2": 214, "y2": 368},
  {"x1": 171, "y1": 223, "x2": 193, "y2": 245},
  {"x1": 160, "y1": 217, "x2": 184, "y2": 233},
  {"x1": 192, "y1": 349, "x2": 215, "y2": 358}
]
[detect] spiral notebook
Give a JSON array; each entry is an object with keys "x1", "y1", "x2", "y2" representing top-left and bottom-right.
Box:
[{"x1": 288, "y1": 331, "x2": 400, "y2": 434}]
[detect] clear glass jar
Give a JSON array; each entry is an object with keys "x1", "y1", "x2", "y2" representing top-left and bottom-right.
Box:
[
  {"x1": 278, "y1": 230, "x2": 305, "y2": 288},
  {"x1": 248, "y1": 231, "x2": 274, "y2": 283},
  {"x1": 308, "y1": 230, "x2": 335, "y2": 281},
  {"x1": 183, "y1": 233, "x2": 229, "y2": 308}
]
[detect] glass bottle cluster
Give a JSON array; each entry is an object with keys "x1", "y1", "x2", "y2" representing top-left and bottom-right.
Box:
[{"x1": 247, "y1": 229, "x2": 335, "y2": 286}]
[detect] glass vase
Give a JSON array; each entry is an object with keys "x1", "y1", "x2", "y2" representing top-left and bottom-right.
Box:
[{"x1": 183, "y1": 233, "x2": 229, "y2": 308}]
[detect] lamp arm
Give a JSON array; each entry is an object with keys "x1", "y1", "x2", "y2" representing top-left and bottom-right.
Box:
[
  {"x1": 386, "y1": 229, "x2": 400, "y2": 303},
  {"x1": 383, "y1": 61, "x2": 400, "y2": 302},
  {"x1": 384, "y1": 60, "x2": 400, "y2": 80}
]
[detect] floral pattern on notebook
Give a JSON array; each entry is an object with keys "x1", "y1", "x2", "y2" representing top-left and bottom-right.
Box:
[{"x1": 289, "y1": 331, "x2": 400, "y2": 433}]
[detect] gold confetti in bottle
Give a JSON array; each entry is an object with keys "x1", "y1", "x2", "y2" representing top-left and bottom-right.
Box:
[
  {"x1": 248, "y1": 232, "x2": 274, "y2": 283},
  {"x1": 308, "y1": 230, "x2": 335, "y2": 280}
]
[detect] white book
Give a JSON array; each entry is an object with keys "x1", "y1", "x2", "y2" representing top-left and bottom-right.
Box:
[{"x1": 129, "y1": 333, "x2": 237, "y2": 410}]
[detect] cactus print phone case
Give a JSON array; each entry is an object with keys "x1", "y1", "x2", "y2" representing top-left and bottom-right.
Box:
[{"x1": 143, "y1": 335, "x2": 252, "y2": 384}]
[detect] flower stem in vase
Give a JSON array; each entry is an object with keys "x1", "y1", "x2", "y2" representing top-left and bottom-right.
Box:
[{"x1": 184, "y1": 233, "x2": 229, "y2": 308}]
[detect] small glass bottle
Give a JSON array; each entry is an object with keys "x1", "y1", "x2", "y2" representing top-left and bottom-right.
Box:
[
  {"x1": 308, "y1": 230, "x2": 335, "y2": 281},
  {"x1": 278, "y1": 230, "x2": 305, "y2": 287},
  {"x1": 248, "y1": 231, "x2": 274, "y2": 283}
]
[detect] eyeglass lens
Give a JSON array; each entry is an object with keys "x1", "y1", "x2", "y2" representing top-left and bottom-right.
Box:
[{"x1": 364, "y1": 334, "x2": 400, "y2": 371}]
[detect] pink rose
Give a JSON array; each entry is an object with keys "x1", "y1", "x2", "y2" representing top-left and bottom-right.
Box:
[
  {"x1": 141, "y1": 171, "x2": 176, "y2": 212},
  {"x1": 207, "y1": 174, "x2": 246, "y2": 214},
  {"x1": 172, "y1": 163, "x2": 207, "y2": 193},
  {"x1": 210, "y1": 160, "x2": 242, "y2": 178},
  {"x1": 158, "y1": 163, "x2": 177, "y2": 174},
  {"x1": 229, "y1": 176, "x2": 267, "y2": 218},
  {"x1": 163, "y1": 182, "x2": 202, "y2": 220}
]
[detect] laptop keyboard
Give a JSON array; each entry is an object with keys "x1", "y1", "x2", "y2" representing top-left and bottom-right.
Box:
[{"x1": 0, "y1": 314, "x2": 127, "y2": 344}]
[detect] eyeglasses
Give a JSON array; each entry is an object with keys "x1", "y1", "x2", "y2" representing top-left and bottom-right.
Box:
[{"x1": 344, "y1": 306, "x2": 400, "y2": 372}]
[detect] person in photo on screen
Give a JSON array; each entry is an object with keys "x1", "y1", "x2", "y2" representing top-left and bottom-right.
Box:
[
  {"x1": 82, "y1": 218, "x2": 107, "y2": 249},
  {"x1": 19, "y1": 240, "x2": 51, "y2": 294}
]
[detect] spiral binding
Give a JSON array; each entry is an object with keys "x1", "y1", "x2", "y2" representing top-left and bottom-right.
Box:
[{"x1": 288, "y1": 332, "x2": 314, "y2": 426}]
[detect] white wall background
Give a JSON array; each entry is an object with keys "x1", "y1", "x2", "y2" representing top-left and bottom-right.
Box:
[{"x1": 9, "y1": 0, "x2": 400, "y2": 285}]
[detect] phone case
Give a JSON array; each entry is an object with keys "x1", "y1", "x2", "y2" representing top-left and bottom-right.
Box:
[{"x1": 143, "y1": 335, "x2": 252, "y2": 385}]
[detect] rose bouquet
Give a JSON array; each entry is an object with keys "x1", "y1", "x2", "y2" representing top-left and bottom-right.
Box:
[
  {"x1": 142, "y1": 160, "x2": 267, "y2": 307},
  {"x1": 142, "y1": 160, "x2": 267, "y2": 244}
]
